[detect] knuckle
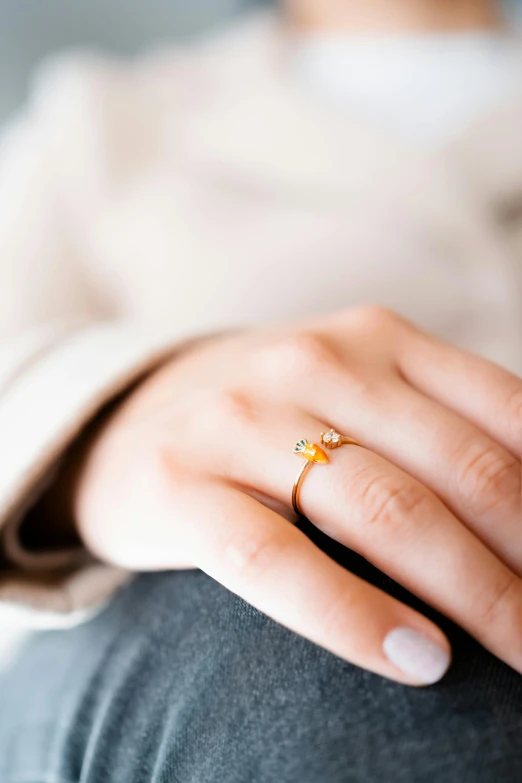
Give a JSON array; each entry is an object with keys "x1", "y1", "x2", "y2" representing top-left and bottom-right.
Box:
[
  {"x1": 473, "y1": 572, "x2": 521, "y2": 627},
  {"x1": 260, "y1": 331, "x2": 339, "y2": 382},
  {"x1": 349, "y1": 304, "x2": 401, "y2": 331},
  {"x1": 185, "y1": 389, "x2": 257, "y2": 442},
  {"x1": 458, "y1": 441, "x2": 520, "y2": 509},
  {"x1": 342, "y1": 369, "x2": 391, "y2": 405},
  {"x1": 207, "y1": 389, "x2": 256, "y2": 427},
  {"x1": 216, "y1": 389, "x2": 257, "y2": 425},
  {"x1": 348, "y1": 467, "x2": 429, "y2": 537},
  {"x1": 224, "y1": 530, "x2": 286, "y2": 582}
]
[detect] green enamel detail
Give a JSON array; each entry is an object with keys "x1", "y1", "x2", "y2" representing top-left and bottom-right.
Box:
[{"x1": 294, "y1": 439, "x2": 308, "y2": 453}]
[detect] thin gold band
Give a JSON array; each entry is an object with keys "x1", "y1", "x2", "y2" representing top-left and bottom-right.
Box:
[
  {"x1": 292, "y1": 459, "x2": 313, "y2": 517},
  {"x1": 292, "y1": 430, "x2": 360, "y2": 518}
]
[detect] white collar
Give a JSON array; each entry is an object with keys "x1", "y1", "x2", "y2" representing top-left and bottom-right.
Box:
[{"x1": 292, "y1": 31, "x2": 522, "y2": 145}]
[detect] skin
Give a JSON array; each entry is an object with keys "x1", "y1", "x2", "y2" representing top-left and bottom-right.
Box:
[
  {"x1": 287, "y1": 0, "x2": 502, "y2": 33},
  {"x1": 72, "y1": 308, "x2": 522, "y2": 685},
  {"x1": 41, "y1": 1, "x2": 521, "y2": 685}
]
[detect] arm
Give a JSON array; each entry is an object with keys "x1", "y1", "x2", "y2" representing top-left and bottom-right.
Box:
[{"x1": 0, "y1": 55, "x2": 186, "y2": 626}]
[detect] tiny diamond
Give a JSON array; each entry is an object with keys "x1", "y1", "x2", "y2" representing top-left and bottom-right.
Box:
[{"x1": 322, "y1": 428, "x2": 342, "y2": 448}]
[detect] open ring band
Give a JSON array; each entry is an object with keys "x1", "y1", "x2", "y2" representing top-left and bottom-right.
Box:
[{"x1": 292, "y1": 429, "x2": 360, "y2": 517}]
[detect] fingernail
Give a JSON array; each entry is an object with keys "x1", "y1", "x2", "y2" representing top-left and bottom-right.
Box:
[{"x1": 383, "y1": 628, "x2": 450, "y2": 685}]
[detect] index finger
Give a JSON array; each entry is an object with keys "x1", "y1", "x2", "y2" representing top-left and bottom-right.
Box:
[{"x1": 174, "y1": 480, "x2": 451, "y2": 686}]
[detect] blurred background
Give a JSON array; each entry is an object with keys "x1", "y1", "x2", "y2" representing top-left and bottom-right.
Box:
[
  {"x1": 0, "y1": 0, "x2": 268, "y2": 668},
  {"x1": 0, "y1": 0, "x2": 520, "y2": 123},
  {"x1": 0, "y1": 0, "x2": 268, "y2": 122}
]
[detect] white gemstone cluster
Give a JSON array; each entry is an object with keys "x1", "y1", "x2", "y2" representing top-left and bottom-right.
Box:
[{"x1": 321, "y1": 428, "x2": 341, "y2": 448}]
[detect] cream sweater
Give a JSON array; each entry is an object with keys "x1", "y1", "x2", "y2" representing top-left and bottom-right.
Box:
[{"x1": 0, "y1": 11, "x2": 521, "y2": 626}]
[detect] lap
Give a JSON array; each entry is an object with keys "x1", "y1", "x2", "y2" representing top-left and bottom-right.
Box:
[{"x1": 1, "y1": 523, "x2": 521, "y2": 783}]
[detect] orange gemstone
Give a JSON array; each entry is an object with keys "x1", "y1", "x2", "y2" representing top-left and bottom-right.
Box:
[{"x1": 303, "y1": 443, "x2": 329, "y2": 464}]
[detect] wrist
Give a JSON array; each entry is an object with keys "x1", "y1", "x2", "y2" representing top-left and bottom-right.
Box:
[{"x1": 17, "y1": 385, "x2": 140, "y2": 556}]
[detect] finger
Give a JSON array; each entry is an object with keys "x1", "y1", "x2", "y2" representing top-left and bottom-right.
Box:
[
  {"x1": 299, "y1": 443, "x2": 522, "y2": 679},
  {"x1": 216, "y1": 414, "x2": 522, "y2": 678},
  {"x1": 262, "y1": 348, "x2": 521, "y2": 572},
  {"x1": 395, "y1": 323, "x2": 522, "y2": 458},
  {"x1": 169, "y1": 479, "x2": 451, "y2": 686},
  {"x1": 314, "y1": 377, "x2": 522, "y2": 573}
]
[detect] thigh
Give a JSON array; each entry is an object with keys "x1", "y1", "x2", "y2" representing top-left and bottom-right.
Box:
[{"x1": 0, "y1": 527, "x2": 521, "y2": 783}]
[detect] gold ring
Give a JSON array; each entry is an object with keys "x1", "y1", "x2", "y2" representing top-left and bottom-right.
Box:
[
  {"x1": 320, "y1": 428, "x2": 360, "y2": 450},
  {"x1": 292, "y1": 429, "x2": 360, "y2": 517}
]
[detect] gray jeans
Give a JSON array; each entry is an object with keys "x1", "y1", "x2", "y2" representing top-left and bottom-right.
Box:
[{"x1": 0, "y1": 521, "x2": 521, "y2": 783}]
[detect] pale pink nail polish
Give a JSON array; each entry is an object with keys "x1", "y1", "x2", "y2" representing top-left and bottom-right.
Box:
[{"x1": 383, "y1": 628, "x2": 451, "y2": 685}]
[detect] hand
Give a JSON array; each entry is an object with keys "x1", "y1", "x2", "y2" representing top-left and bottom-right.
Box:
[{"x1": 75, "y1": 306, "x2": 522, "y2": 686}]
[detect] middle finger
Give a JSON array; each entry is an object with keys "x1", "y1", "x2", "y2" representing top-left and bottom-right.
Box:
[{"x1": 216, "y1": 410, "x2": 522, "y2": 678}]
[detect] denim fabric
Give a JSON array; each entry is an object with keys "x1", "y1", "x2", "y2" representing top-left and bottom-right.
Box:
[{"x1": 0, "y1": 520, "x2": 521, "y2": 783}]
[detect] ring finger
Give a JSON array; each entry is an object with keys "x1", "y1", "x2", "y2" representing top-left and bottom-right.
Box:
[
  {"x1": 308, "y1": 378, "x2": 522, "y2": 574},
  {"x1": 212, "y1": 408, "x2": 522, "y2": 678}
]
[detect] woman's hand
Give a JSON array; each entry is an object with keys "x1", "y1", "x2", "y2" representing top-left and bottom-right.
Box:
[{"x1": 75, "y1": 307, "x2": 522, "y2": 686}]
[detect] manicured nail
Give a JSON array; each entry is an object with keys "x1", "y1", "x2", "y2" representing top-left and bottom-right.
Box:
[{"x1": 383, "y1": 628, "x2": 451, "y2": 685}]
